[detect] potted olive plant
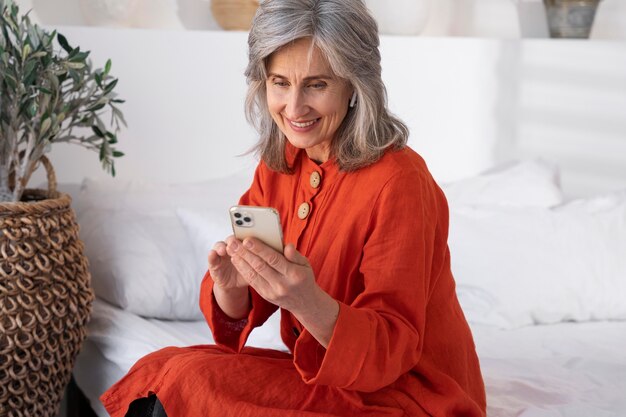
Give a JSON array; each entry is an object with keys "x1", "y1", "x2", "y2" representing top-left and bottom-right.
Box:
[
  {"x1": 0, "y1": 1, "x2": 125, "y2": 202},
  {"x1": 0, "y1": 1, "x2": 125, "y2": 416}
]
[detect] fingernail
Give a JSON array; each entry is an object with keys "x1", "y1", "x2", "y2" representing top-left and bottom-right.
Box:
[
  {"x1": 244, "y1": 239, "x2": 253, "y2": 249},
  {"x1": 230, "y1": 240, "x2": 239, "y2": 251}
]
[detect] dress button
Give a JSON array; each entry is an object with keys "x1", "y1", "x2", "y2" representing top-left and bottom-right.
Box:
[
  {"x1": 309, "y1": 171, "x2": 321, "y2": 189},
  {"x1": 297, "y1": 202, "x2": 310, "y2": 219}
]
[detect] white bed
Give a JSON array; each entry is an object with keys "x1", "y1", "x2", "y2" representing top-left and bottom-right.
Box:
[{"x1": 41, "y1": 27, "x2": 626, "y2": 417}]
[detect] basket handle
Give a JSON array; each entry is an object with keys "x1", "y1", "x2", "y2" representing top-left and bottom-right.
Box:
[
  {"x1": 21, "y1": 155, "x2": 58, "y2": 198},
  {"x1": 9, "y1": 154, "x2": 58, "y2": 199},
  {"x1": 36, "y1": 155, "x2": 58, "y2": 198}
]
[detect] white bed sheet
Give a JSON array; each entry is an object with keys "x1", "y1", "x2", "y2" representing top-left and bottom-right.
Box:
[{"x1": 74, "y1": 299, "x2": 626, "y2": 417}]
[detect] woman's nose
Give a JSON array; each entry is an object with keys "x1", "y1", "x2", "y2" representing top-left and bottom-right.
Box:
[{"x1": 285, "y1": 89, "x2": 308, "y2": 119}]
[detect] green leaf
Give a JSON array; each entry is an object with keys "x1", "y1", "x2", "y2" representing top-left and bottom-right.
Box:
[
  {"x1": 112, "y1": 150, "x2": 124, "y2": 158},
  {"x1": 111, "y1": 105, "x2": 127, "y2": 127},
  {"x1": 87, "y1": 102, "x2": 106, "y2": 112},
  {"x1": 56, "y1": 32, "x2": 72, "y2": 54},
  {"x1": 29, "y1": 51, "x2": 47, "y2": 59},
  {"x1": 104, "y1": 78, "x2": 118, "y2": 94},
  {"x1": 4, "y1": 73, "x2": 17, "y2": 90},
  {"x1": 66, "y1": 61, "x2": 85, "y2": 69},
  {"x1": 22, "y1": 43, "x2": 31, "y2": 60},
  {"x1": 92, "y1": 125, "x2": 105, "y2": 137},
  {"x1": 105, "y1": 131, "x2": 118, "y2": 144},
  {"x1": 47, "y1": 72, "x2": 59, "y2": 91},
  {"x1": 104, "y1": 59, "x2": 111, "y2": 76},
  {"x1": 27, "y1": 24, "x2": 40, "y2": 49},
  {"x1": 28, "y1": 102, "x2": 37, "y2": 117},
  {"x1": 111, "y1": 99, "x2": 126, "y2": 103},
  {"x1": 36, "y1": 85, "x2": 52, "y2": 94},
  {"x1": 45, "y1": 30, "x2": 56, "y2": 47},
  {"x1": 69, "y1": 51, "x2": 90, "y2": 62},
  {"x1": 40, "y1": 117, "x2": 51, "y2": 135},
  {"x1": 23, "y1": 60, "x2": 37, "y2": 85},
  {"x1": 68, "y1": 68, "x2": 80, "y2": 85},
  {"x1": 94, "y1": 72, "x2": 102, "y2": 88}
]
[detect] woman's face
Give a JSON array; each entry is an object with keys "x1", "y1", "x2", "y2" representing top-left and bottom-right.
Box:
[{"x1": 266, "y1": 38, "x2": 353, "y2": 163}]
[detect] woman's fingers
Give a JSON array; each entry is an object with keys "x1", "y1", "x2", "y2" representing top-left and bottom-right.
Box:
[
  {"x1": 209, "y1": 238, "x2": 243, "y2": 290},
  {"x1": 283, "y1": 243, "x2": 310, "y2": 267},
  {"x1": 230, "y1": 252, "x2": 273, "y2": 295},
  {"x1": 241, "y1": 238, "x2": 291, "y2": 274},
  {"x1": 213, "y1": 240, "x2": 228, "y2": 257},
  {"x1": 208, "y1": 249, "x2": 220, "y2": 269},
  {"x1": 232, "y1": 241, "x2": 282, "y2": 281},
  {"x1": 208, "y1": 240, "x2": 230, "y2": 268},
  {"x1": 229, "y1": 238, "x2": 318, "y2": 308}
]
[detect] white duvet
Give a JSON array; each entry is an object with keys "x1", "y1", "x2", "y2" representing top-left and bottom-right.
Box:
[{"x1": 74, "y1": 299, "x2": 626, "y2": 417}]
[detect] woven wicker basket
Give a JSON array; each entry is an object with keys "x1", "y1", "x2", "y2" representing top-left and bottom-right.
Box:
[
  {"x1": 0, "y1": 156, "x2": 94, "y2": 417},
  {"x1": 211, "y1": 0, "x2": 259, "y2": 30}
]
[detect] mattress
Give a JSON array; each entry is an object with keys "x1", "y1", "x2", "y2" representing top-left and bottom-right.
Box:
[{"x1": 74, "y1": 299, "x2": 626, "y2": 417}]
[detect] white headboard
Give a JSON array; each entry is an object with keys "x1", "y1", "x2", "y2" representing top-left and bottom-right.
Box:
[{"x1": 36, "y1": 27, "x2": 626, "y2": 198}]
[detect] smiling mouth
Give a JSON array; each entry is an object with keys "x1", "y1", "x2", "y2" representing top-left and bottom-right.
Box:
[{"x1": 289, "y1": 118, "x2": 320, "y2": 128}]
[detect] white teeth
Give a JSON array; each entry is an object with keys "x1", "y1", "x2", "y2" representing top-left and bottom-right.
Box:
[{"x1": 290, "y1": 119, "x2": 317, "y2": 128}]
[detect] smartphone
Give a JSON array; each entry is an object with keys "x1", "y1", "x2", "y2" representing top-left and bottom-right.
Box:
[{"x1": 229, "y1": 205, "x2": 284, "y2": 252}]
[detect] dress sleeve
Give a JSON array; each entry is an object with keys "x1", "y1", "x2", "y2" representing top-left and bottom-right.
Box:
[
  {"x1": 199, "y1": 163, "x2": 279, "y2": 353},
  {"x1": 293, "y1": 170, "x2": 447, "y2": 391}
]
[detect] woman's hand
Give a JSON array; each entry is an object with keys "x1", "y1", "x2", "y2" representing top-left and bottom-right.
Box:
[
  {"x1": 208, "y1": 236, "x2": 251, "y2": 320},
  {"x1": 208, "y1": 236, "x2": 250, "y2": 292},
  {"x1": 227, "y1": 237, "x2": 339, "y2": 348}
]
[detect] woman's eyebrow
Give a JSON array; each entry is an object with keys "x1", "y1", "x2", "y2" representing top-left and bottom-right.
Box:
[{"x1": 267, "y1": 72, "x2": 334, "y2": 81}]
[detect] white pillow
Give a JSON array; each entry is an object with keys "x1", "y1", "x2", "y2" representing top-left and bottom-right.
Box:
[
  {"x1": 450, "y1": 190, "x2": 626, "y2": 329},
  {"x1": 74, "y1": 172, "x2": 251, "y2": 320},
  {"x1": 441, "y1": 159, "x2": 563, "y2": 208},
  {"x1": 73, "y1": 158, "x2": 560, "y2": 321},
  {"x1": 175, "y1": 207, "x2": 233, "y2": 284}
]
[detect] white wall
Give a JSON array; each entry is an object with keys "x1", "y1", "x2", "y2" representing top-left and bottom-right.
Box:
[
  {"x1": 38, "y1": 28, "x2": 258, "y2": 186},
  {"x1": 8, "y1": 0, "x2": 625, "y2": 197},
  {"x1": 25, "y1": 27, "x2": 626, "y2": 199},
  {"x1": 513, "y1": 41, "x2": 626, "y2": 197}
]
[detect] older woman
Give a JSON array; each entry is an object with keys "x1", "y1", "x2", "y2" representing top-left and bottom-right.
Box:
[{"x1": 101, "y1": 1, "x2": 486, "y2": 416}]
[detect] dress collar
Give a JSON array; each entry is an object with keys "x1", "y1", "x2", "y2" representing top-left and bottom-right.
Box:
[{"x1": 286, "y1": 142, "x2": 341, "y2": 184}]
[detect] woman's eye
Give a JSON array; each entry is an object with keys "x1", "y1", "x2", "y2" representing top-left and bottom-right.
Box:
[{"x1": 309, "y1": 83, "x2": 326, "y2": 89}]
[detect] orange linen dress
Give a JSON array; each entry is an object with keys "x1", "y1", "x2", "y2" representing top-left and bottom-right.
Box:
[{"x1": 101, "y1": 144, "x2": 486, "y2": 417}]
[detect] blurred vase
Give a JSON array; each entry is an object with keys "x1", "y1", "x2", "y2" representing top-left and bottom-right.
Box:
[
  {"x1": 211, "y1": 0, "x2": 259, "y2": 31},
  {"x1": 178, "y1": 0, "x2": 218, "y2": 30},
  {"x1": 78, "y1": 0, "x2": 140, "y2": 27},
  {"x1": 365, "y1": 0, "x2": 432, "y2": 35},
  {"x1": 543, "y1": 0, "x2": 601, "y2": 38}
]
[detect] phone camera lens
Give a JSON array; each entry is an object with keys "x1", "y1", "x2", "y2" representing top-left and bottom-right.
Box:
[
  {"x1": 243, "y1": 217, "x2": 252, "y2": 223},
  {"x1": 234, "y1": 213, "x2": 242, "y2": 218},
  {"x1": 235, "y1": 220, "x2": 243, "y2": 226}
]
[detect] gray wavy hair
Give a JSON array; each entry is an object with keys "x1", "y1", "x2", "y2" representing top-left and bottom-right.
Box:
[{"x1": 245, "y1": 0, "x2": 409, "y2": 173}]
